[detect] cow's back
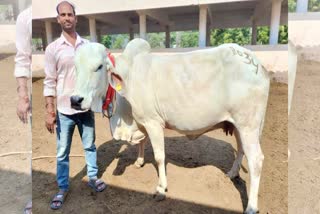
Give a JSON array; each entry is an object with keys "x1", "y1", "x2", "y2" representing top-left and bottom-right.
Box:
[{"x1": 127, "y1": 44, "x2": 270, "y2": 133}]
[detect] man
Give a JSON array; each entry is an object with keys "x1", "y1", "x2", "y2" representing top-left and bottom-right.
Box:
[
  {"x1": 44, "y1": 1, "x2": 106, "y2": 210},
  {"x1": 14, "y1": 5, "x2": 32, "y2": 214}
]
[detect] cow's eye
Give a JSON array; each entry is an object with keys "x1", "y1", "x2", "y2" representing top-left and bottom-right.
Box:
[{"x1": 95, "y1": 64, "x2": 103, "y2": 72}]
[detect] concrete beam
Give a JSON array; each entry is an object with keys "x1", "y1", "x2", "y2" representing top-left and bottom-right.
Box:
[
  {"x1": 87, "y1": 14, "x2": 132, "y2": 27},
  {"x1": 142, "y1": 9, "x2": 172, "y2": 26},
  {"x1": 253, "y1": 0, "x2": 271, "y2": 22},
  {"x1": 207, "y1": 5, "x2": 214, "y2": 25}
]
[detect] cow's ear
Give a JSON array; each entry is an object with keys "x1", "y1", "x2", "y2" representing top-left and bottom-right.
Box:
[
  {"x1": 107, "y1": 70, "x2": 126, "y2": 96},
  {"x1": 105, "y1": 55, "x2": 114, "y2": 72}
]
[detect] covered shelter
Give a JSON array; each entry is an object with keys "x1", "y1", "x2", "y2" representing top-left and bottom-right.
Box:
[{"x1": 32, "y1": 0, "x2": 288, "y2": 49}]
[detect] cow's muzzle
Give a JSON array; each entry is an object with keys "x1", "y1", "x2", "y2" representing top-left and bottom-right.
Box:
[{"x1": 70, "y1": 96, "x2": 84, "y2": 110}]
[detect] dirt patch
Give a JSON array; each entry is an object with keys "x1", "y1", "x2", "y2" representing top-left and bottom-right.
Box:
[
  {"x1": 32, "y1": 78, "x2": 287, "y2": 213},
  {"x1": 0, "y1": 55, "x2": 32, "y2": 212},
  {"x1": 289, "y1": 58, "x2": 320, "y2": 213}
]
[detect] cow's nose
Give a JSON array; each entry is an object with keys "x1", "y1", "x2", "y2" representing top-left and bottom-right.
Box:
[{"x1": 70, "y1": 96, "x2": 84, "y2": 110}]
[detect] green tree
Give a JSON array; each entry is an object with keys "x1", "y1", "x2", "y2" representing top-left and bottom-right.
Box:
[
  {"x1": 257, "y1": 27, "x2": 270, "y2": 45},
  {"x1": 288, "y1": 0, "x2": 320, "y2": 12},
  {"x1": 278, "y1": 25, "x2": 288, "y2": 44},
  {"x1": 180, "y1": 31, "x2": 198, "y2": 47},
  {"x1": 147, "y1": 33, "x2": 165, "y2": 48},
  {"x1": 112, "y1": 35, "x2": 128, "y2": 49},
  {"x1": 289, "y1": 0, "x2": 296, "y2": 12},
  {"x1": 211, "y1": 28, "x2": 251, "y2": 46},
  {"x1": 256, "y1": 25, "x2": 287, "y2": 45},
  {"x1": 309, "y1": 0, "x2": 320, "y2": 11},
  {"x1": 101, "y1": 35, "x2": 111, "y2": 48}
]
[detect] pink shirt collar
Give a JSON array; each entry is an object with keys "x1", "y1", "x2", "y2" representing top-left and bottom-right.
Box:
[{"x1": 57, "y1": 33, "x2": 85, "y2": 47}]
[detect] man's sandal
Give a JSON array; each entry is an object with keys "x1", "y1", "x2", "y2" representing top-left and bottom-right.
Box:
[
  {"x1": 23, "y1": 201, "x2": 32, "y2": 214},
  {"x1": 50, "y1": 191, "x2": 68, "y2": 210},
  {"x1": 88, "y1": 179, "x2": 107, "y2": 192}
]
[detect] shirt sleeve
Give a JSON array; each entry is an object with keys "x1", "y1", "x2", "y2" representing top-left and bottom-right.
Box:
[
  {"x1": 14, "y1": 11, "x2": 32, "y2": 78},
  {"x1": 43, "y1": 45, "x2": 57, "y2": 97}
]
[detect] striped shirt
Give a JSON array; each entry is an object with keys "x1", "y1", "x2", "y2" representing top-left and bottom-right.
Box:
[
  {"x1": 14, "y1": 6, "x2": 32, "y2": 78},
  {"x1": 43, "y1": 33, "x2": 89, "y2": 115}
]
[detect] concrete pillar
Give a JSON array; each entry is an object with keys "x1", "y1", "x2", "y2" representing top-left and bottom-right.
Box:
[
  {"x1": 296, "y1": 0, "x2": 309, "y2": 13},
  {"x1": 251, "y1": 19, "x2": 257, "y2": 45},
  {"x1": 206, "y1": 25, "x2": 210, "y2": 46},
  {"x1": 18, "y1": 0, "x2": 26, "y2": 12},
  {"x1": 269, "y1": 0, "x2": 282, "y2": 45},
  {"x1": 89, "y1": 17, "x2": 97, "y2": 42},
  {"x1": 41, "y1": 32, "x2": 47, "y2": 51},
  {"x1": 45, "y1": 20, "x2": 53, "y2": 45},
  {"x1": 165, "y1": 25, "x2": 170, "y2": 48},
  {"x1": 139, "y1": 12, "x2": 147, "y2": 39},
  {"x1": 97, "y1": 29, "x2": 102, "y2": 43},
  {"x1": 129, "y1": 27, "x2": 134, "y2": 40},
  {"x1": 176, "y1": 31, "x2": 181, "y2": 48},
  {"x1": 199, "y1": 5, "x2": 208, "y2": 48},
  {"x1": 12, "y1": 3, "x2": 19, "y2": 20}
]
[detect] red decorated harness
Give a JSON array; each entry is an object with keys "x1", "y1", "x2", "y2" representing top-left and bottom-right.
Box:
[{"x1": 102, "y1": 53, "x2": 116, "y2": 118}]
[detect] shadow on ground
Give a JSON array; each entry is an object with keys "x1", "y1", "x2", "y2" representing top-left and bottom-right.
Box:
[
  {"x1": 33, "y1": 135, "x2": 248, "y2": 213},
  {"x1": 0, "y1": 169, "x2": 31, "y2": 213}
]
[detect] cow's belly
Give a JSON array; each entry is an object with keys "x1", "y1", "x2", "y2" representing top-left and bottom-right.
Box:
[
  {"x1": 156, "y1": 83, "x2": 231, "y2": 132},
  {"x1": 162, "y1": 99, "x2": 228, "y2": 132}
]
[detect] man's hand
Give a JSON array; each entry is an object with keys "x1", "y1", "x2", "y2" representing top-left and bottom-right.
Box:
[
  {"x1": 45, "y1": 111, "x2": 56, "y2": 134},
  {"x1": 17, "y1": 96, "x2": 31, "y2": 123},
  {"x1": 16, "y1": 85, "x2": 30, "y2": 124}
]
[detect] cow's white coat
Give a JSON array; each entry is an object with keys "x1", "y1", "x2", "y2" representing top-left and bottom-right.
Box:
[{"x1": 73, "y1": 39, "x2": 270, "y2": 214}]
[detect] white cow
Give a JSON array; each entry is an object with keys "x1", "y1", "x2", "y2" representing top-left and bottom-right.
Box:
[{"x1": 71, "y1": 39, "x2": 270, "y2": 214}]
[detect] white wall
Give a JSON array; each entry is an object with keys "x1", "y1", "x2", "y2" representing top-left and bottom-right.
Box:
[
  {"x1": 32, "y1": 46, "x2": 288, "y2": 83},
  {"x1": 0, "y1": 25, "x2": 16, "y2": 53}
]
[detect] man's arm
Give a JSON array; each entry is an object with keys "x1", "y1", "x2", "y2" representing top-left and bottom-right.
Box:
[
  {"x1": 45, "y1": 96, "x2": 56, "y2": 134},
  {"x1": 15, "y1": 8, "x2": 31, "y2": 123},
  {"x1": 44, "y1": 45, "x2": 58, "y2": 134}
]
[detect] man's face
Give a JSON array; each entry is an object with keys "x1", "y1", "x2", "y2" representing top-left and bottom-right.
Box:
[{"x1": 56, "y1": 3, "x2": 77, "y2": 32}]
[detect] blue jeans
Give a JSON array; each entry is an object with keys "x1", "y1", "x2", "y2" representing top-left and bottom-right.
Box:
[{"x1": 56, "y1": 111, "x2": 98, "y2": 191}]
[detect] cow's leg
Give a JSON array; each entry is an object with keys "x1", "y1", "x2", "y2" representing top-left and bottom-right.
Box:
[
  {"x1": 240, "y1": 129, "x2": 264, "y2": 214},
  {"x1": 135, "y1": 138, "x2": 146, "y2": 168},
  {"x1": 227, "y1": 128, "x2": 244, "y2": 179},
  {"x1": 144, "y1": 121, "x2": 167, "y2": 201}
]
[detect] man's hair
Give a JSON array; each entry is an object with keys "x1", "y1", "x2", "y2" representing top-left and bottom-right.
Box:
[{"x1": 56, "y1": 1, "x2": 76, "y2": 15}]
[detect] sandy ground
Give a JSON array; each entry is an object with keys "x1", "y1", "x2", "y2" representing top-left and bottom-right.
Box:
[
  {"x1": 289, "y1": 56, "x2": 320, "y2": 213},
  {"x1": 32, "y1": 74, "x2": 287, "y2": 214},
  {"x1": 0, "y1": 55, "x2": 32, "y2": 212}
]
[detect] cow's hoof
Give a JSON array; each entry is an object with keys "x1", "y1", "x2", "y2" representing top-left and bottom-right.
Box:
[
  {"x1": 153, "y1": 192, "x2": 166, "y2": 201},
  {"x1": 244, "y1": 207, "x2": 259, "y2": 214},
  {"x1": 134, "y1": 159, "x2": 145, "y2": 168},
  {"x1": 226, "y1": 170, "x2": 240, "y2": 179}
]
